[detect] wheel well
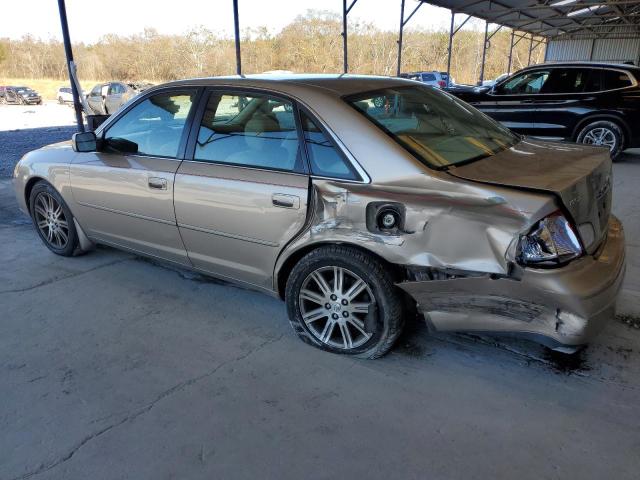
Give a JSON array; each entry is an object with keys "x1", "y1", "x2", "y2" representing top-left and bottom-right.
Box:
[
  {"x1": 24, "y1": 176, "x2": 46, "y2": 211},
  {"x1": 275, "y1": 242, "x2": 403, "y2": 299},
  {"x1": 572, "y1": 115, "x2": 630, "y2": 147}
]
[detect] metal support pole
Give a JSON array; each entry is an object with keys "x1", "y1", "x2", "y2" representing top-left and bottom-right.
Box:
[
  {"x1": 507, "y1": 30, "x2": 514, "y2": 73},
  {"x1": 478, "y1": 21, "x2": 489, "y2": 85},
  {"x1": 232, "y1": 0, "x2": 242, "y2": 75},
  {"x1": 397, "y1": 0, "x2": 405, "y2": 77},
  {"x1": 446, "y1": 11, "x2": 455, "y2": 87},
  {"x1": 341, "y1": 0, "x2": 358, "y2": 73},
  {"x1": 57, "y1": 0, "x2": 84, "y2": 132},
  {"x1": 527, "y1": 34, "x2": 534, "y2": 66},
  {"x1": 544, "y1": 39, "x2": 550, "y2": 62},
  {"x1": 342, "y1": 0, "x2": 348, "y2": 73}
]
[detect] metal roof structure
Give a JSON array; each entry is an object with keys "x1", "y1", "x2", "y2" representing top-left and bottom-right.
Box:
[{"x1": 425, "y1": 0, "x2": 640, "y2": 40}]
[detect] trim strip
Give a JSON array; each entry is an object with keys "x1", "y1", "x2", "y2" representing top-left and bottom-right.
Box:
[
  {"x1": 177, "y1": 222, "x2": 279, "y2": 247},
  {"x1": 76, "y1": 201, "x2": 176, "y2": 226}
]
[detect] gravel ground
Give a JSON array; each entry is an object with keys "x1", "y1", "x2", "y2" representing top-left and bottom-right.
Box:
[{"x1": 0, "y1": 102, "x2": 77, "y2": 178}]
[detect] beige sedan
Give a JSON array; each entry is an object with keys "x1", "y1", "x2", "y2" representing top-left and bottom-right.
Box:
[{"x1": 13, "y1": 75, "x2": 625, "y2": 358}]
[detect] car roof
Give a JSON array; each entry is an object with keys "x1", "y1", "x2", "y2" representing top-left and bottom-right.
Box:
[
  {"x1": 158, "y1": 74, "x2": 412, "y2": 97},
  {"x1": 521, "y1": 61, "x2": 640, "y2": 73}
]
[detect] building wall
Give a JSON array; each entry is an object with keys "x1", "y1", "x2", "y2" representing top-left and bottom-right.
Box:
[{"x1": 546, "y1": 38, "x2": 640, "y2": 65}]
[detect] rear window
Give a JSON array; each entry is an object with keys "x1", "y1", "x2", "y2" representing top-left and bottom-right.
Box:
[
  {"x1": 346, "y1": 85, "x2": 518, "y2": 169},
  {"x1": 602, "y1": 70, "x2": 633, "y2": 90}
]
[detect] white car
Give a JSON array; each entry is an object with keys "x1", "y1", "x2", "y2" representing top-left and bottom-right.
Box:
[
  {"x1": 57, "y1": 87, "x2": 73, "y2": 104},
  {"x1": 405, "y1": 71, "x2": 450, "y2": 89}
]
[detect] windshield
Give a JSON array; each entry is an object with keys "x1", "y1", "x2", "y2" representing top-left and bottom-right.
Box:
[{"x1": 346, "y1": 85, "x2": 518, "y2": 169}]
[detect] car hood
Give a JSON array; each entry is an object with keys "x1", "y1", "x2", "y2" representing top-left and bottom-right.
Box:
[{"x1": 449, "y1": 138, "x2": 613, "y2": 254}]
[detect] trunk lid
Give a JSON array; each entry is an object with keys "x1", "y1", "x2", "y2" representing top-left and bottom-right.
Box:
[{"x1": 449, "y1": 138, "x2": 612, "y2": 254}]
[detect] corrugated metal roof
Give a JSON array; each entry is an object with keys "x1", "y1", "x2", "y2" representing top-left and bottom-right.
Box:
[{"x1": 421, "y1": 0, "x2": 640, "y2": 40}]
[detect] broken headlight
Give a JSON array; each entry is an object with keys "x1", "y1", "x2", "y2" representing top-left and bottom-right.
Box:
[{"x1": 518, "y1": 212, "x2": 583, "y2": 267}]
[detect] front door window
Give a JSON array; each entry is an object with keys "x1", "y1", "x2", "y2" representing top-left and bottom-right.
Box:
[{"x1": 104, "y1": 92, "x2": 195, "y2": 158}]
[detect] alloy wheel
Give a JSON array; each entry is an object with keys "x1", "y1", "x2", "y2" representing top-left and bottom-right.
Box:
[
  {"x1": 33, "y1": 192, "x2": 70, "y2": 249},
  {"x1": 299, "y1": 266, "x2": 375, "y2": 350},
  {"x1": 581, "y1": 127, "x2": 616, "y2": 152}
]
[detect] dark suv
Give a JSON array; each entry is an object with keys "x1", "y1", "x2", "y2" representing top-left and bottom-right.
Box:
[
  {"x1": 2, "y1": 86, "x2": 42, "y2": 105},
  {"x1": 451, "y1": 62, "x2": 640, "y2": 159}
]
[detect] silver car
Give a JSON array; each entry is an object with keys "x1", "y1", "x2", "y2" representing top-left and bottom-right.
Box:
[{"x1": 13, "y1": 75, "x2": 625, "y2": 358}]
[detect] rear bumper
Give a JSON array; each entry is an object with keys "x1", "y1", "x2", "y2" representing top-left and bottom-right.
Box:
[{"x1": 398, "y1": 216, "x2": 626, "y2": 350}]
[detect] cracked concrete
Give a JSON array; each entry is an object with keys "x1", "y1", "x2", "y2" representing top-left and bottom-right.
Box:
[{"x1": 2, "y1": 151, "x2": 640, "y2": 480}]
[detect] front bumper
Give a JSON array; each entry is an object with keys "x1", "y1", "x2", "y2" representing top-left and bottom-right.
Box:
[{"x1": 398, "y1": 216, "x2": 626, "y2": 350}]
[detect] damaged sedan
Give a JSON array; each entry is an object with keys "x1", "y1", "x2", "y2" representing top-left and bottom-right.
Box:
[{"x1": 13, "y1": 75, "x2": 625, "y2": 358}]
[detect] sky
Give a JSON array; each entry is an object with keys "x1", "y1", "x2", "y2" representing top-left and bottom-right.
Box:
[{"x1": 0, "y1": 0, "x2": 461, "y2": 43}]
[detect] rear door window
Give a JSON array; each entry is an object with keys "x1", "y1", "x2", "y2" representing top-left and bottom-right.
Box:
[
  {"x1": 540, "y1": 68, "x2": 592, "y2": 93},
  {"x1": 194, "y1": 92, "x2": 303, "y2": 172},
  {"x1": 422, "y1": 73, "x2": 436, "y2": 82},
  {"x1": 602, "y1": 70, "x2": 633, "y2": 90}
]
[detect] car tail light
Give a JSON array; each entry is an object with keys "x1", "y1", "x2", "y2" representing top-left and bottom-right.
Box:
[
  {"x1": 438, "y1": 80, "x2": 446, "y2": 88},
  {"x1": 518, "y1": 211, "x2": 583, "y2": 267}
]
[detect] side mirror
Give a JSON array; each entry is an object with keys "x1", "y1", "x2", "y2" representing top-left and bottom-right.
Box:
[
  {"x1": 71, "y1": 131, "x2": 97, "y2": 152},
  {"x1": 105, "y1": 137, "x2": 138, "y2": 154}
]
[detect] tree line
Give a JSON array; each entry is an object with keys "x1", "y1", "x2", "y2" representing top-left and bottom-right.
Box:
[{"x1": 0, "y1": 10, "x2": 544, "y2": 85}]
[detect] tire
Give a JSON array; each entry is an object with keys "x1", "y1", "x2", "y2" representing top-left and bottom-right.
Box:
[
  {"x1": 576, "y1": 120, "x2": 625, "y2": 161},
  {"x1": 29, "y1": 181, "x2": 80, "y2": 257},
  {"x1": 285, "y1": 245, "x2": 404, "y2": 359},
  {"x1": 58, "y1": 96, "x2": 64, "y2": 104}
]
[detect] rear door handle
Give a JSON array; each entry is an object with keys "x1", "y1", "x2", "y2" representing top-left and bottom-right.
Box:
[
  {"x1": 148, "y1": 177, "x2": 167, "y2": 190},
  {"x1": 272, "y1": 193, "x2": 300, "y2": 209}
]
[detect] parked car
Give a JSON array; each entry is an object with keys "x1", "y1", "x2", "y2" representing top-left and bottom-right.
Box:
[
  {"x1": 57, "y1": 86, "x2": 74, "y2": 104},
  {"x1": 13, "y1": 75, "x2": 624, "y2": 358},
  {"x1": 405, "y1": 71, "x2": 449, "y2": 89},
  {"x1": 3, "y1": 86, "x2": 42, "y2": 105},
  {"x1": 450, "y1": 62, "x2": 640, "y2": 159},
  {"x1": 86, "y1": 81, "x2": 152, "y2": 115}
]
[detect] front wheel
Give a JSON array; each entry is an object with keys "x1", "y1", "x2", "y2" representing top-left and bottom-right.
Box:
[
  {"x1": 285, "y1": 246, "x2": 404, "y2": 359},
  {"x1": 576, "y1": 120, "x2": 625, "y2": 161},
  {"x1": 29, "y1": 182, "x2": 79, "y2": 256}
]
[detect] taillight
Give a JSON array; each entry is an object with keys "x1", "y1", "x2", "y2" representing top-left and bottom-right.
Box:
[
  {"x1": 517, "y1": 211, "x2": 583, "y2": 267},
  {"x1": 438, "y1": 80, "x2": 446, "y2": 88}
]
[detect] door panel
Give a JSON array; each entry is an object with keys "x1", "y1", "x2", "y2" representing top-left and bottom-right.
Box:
[
  {"x1": 174, "y1": 162, "x2": 309, "y2": 288},
  {"x1": 470, "y1": 94, "x2": 538, "y2": 135},
  {"x1": 69, "y1": 89, "x2": 198, "y2": 264},
  {"x1": 70, "y1": 154, "x2": 189, "y2": 264},
  {"x1": 529, "y1": 96, "x2": 591, "y2": 138}
]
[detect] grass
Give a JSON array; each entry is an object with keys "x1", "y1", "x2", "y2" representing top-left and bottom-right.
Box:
[{"x1": 0, "y1": 78, "x2": 105, "y2": 101}]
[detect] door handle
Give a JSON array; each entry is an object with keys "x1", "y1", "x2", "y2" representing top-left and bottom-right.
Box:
[
  {"x1": 148, "y1": 177, "x2": 167, "y2": 190},
  {"x1": 272, "y1": 193, "x2": 300, "y2": 209}
]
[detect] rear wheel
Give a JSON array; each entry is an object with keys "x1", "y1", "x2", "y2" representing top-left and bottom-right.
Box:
[
  {"x1": 58, "y1": 96, "x2": 64, "y2": 104},
  {"x1": 29, "y1": 182, "x2": 79, "y2": 256},
  {"x1": 576, "y1": 120, "x2": 625, "y2": 161},
  {"x1": 285, "y1": 246, "x2": 404, "y2": 359}
]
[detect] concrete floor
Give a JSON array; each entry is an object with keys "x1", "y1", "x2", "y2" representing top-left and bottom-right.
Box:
[{"x1": 2, "y1": 152, "x2": 640, "y2": 479}]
